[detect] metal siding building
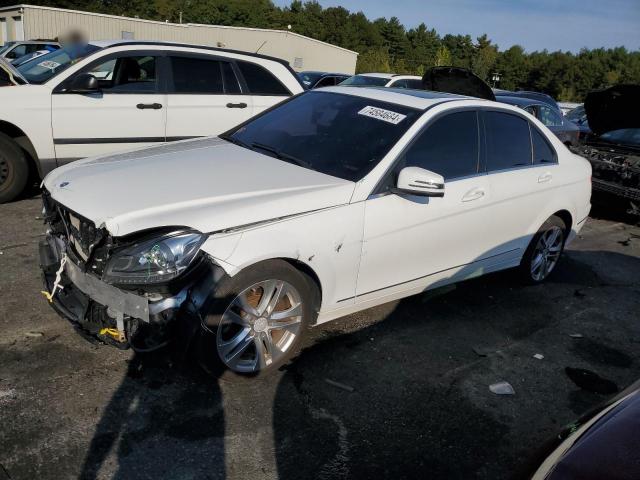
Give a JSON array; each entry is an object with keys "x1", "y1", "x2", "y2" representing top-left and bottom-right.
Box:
[{"x1": 0, "y1": 4, "x2": 358, "y2": 73}]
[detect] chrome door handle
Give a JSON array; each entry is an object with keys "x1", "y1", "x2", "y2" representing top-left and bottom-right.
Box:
[
  {"x1": 137, "y1": 103, "x2": 163, "y2": 110},
  {"x1": 226, "y1": 102, "x2": 248, "y2": 109},
  {"x1": 462, "y1": 188, "x2": 485, "y2": 202},
  {"x1": 538, "y1": 172, "x2": 553, "y2": 183}
]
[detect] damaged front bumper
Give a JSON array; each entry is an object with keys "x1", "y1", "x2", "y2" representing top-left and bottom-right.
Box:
[{"x1": 39, "y1": 233, "x2": 208, "y2": 350}]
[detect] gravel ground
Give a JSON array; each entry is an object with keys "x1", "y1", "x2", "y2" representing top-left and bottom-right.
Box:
[{"x1": 1, "y1": 196, "x2": 639, "y2": 480}]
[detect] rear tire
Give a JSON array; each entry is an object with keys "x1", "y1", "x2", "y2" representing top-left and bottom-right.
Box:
[
  {"x1": 0, "y1": 132, "x2": 29, "y2": 203},
  {"x1": 195, "y1": 260, "x2": 317, "y2": 381},
  {"x1": 519, "y1": 216, "x2": 567, "y2": 284}
]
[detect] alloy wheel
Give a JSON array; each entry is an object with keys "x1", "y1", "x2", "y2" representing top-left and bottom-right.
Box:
[
  {"x1": 530, "y1": 226, "x2": 564, "y2": 281},
  {"x1": 216, "y1": 279, "x2": 303, "y2": 373}
]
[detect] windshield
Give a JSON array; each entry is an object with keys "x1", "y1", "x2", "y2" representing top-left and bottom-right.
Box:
[
  {"x1": 600, "y1": 128, "x2": 640, "y2": 148},
  {"x1": 224, "y1": 91, "x2": 421, "y2": 182},
  {"x1": 340, "y1": 75, "x2": 390, "y2": 87},
  {"x1": 0, "y1": 43, "x2": 15, "y2": 55},
  {"x1": 17, "y1": 43, "x2": 101, "y2": 84},
  {"x1": 299, "y1": 72, "x2": 323, "y2": 87}
]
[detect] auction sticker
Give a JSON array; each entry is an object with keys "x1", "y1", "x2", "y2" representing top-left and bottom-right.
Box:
[
  {"x1": 38, "y1": 61, "x2": 60, "y2": 70},
  {"x1": 358, "y1": 106, "x2": 406, "y2": 125}
]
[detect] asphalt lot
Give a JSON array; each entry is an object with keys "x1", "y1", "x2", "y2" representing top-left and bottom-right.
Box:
[{"x1": 1, "y1": 195, "x2": 639, "y2": 480}]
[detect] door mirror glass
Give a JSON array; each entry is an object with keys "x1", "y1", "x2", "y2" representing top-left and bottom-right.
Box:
[
  {"x1": 68, "y1": 73, "x2": 100, "y2": 93},
  {"x1": 394, "y1": 166, "x2": 445, "y2": 197}
]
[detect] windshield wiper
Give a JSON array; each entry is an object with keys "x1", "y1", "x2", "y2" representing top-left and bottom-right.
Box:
[{"x1": 251, "y1": 142, "x2": 314, "y2": 170}]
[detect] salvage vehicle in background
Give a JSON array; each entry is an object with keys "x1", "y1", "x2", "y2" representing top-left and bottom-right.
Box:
[
  {"x1": 496, "y1": 95, "x2": 581, "y2": 146},
  {"x1": 10, "y1": 49, "x2": 51, "y2": 67},
  {"x1": 570, "y1": 84, "x2": 640, "y2": 218},
  {"x1": 340, "y1": 73, "x2": 424, "y2": 89},
  {"x1": 0, "y1": 40, "x2": 59, "y2": 60},
  {"x1": 298, "y1": 70, "x2": 350, "y2": 89},
  {"x1": 565, "y1": 104, "x2": 591, "y2": 140},
  {"x1": 0, "y1": 40, "x2": 304, "y2": 203},
  {"x1": 39, "y1": 86, "x2": 591, "y2": 378},
  {"x1": 495, "y1": 89, "x2": 562, "y2": 113}
]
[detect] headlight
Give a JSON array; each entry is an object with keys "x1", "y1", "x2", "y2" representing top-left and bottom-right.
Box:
[{"x1": 103, "y1": 231, "x2": 205, "y2": 285}]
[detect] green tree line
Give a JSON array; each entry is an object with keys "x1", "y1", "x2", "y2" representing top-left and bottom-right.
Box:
[{"x1": 5, "y1": 0, "x2": 639, "y2": 101}]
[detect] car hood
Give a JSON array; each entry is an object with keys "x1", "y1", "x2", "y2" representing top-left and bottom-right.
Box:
[
  {"x1": 584, "y1": 84, "x2": 640, "y2": 136},
  {"x1": 422, "y1": 67, "x2": 496, "y2": 101},
  {"x1": 44, "y1": 137, "x2": 355, "y2": 237}
]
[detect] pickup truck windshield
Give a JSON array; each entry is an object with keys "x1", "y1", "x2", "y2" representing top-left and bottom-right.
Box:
[
  {"x1": 17, "y1": 44, "x2": 101, "y2": 84},
  {"x1": 225, "y1": 91, "x2": 421, "y2": 182}
]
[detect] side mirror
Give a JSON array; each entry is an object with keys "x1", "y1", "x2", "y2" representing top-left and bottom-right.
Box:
[
  {"x1": 67, "y1": 73, "x2": 100, "y2": 93},
  {"x1": 393, "y1": 166, "x2": 445, "y2": 197}
]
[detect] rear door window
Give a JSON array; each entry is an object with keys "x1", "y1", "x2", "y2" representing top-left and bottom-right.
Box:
[
  {"x1": 170, "y1": 56, "x2": 223, "y2": 94},
  {"x1": 236, "y1": 60, "x2": 290, "y2": 95},
  {"x1": 402, "y1": 111, "x2": 480, "y2": 180},
  {"x1": 484, "y1": 111, "x2": 532, "y2": 171}
]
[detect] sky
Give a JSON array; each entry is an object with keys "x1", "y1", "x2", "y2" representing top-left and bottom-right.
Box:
[{"x1": 273, "y1": 0, "x2": 640, "y2": 53}]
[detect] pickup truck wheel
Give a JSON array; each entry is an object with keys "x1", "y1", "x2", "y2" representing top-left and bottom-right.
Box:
[
  {"x1": 519, "y1": 216, "x2": 567, "y2": 284},
  {"x1": 0, "y1": 132, "x2": 29, "y2": 203},
  {"x1": 196, "y1": 260, "x2": 315, "y2": 380}
]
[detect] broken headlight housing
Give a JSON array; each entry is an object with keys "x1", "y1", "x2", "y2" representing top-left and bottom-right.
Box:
[{"x1": 103, "y1": 231, "x2": 205, "y2": 285}]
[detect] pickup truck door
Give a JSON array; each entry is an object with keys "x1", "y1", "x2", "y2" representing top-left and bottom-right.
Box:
[{"x1": 51, "y1": 52, "x2": 166, "y2": 162}]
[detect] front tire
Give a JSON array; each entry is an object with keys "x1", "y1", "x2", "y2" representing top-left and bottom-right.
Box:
[
  {"x1": 196, "y1": 260, "x2": 317, "y2": 380},
  {"x1": 519, "y1": 216, "x2": 567, "y2": 284},
  {"x1": 0, "y1": 132, "x2": 29, "y2": 203}
]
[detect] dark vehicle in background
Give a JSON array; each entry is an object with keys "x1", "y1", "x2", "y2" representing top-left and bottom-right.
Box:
[
  {"x1": 298, "y1": 71, "x2": 350, "y2": 89},
  {"x1": 527, "y1": 380, "x2": 640, "y2": 479},
  {"x1": 570, "y1": 84, "x2": 640, "y2": 217},
  {"x1": 497, "y1": 95, "x2": 580, "y2": 146},
  {"x1": 565, "y1": 104, "x2": 591, "y2": 139},
  {"x1": 495, "y1": 89, "x2": 561, "y2": 112}
]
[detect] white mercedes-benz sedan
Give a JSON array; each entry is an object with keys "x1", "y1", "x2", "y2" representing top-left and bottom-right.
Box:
[{"x1": 39, "y1": 86, "x2": 592, "y2": 377}]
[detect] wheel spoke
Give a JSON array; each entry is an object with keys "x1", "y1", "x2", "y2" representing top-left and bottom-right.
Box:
[
  {"x1": 531, "y1": 253, "x2": 544, "y2": 273},
  {"x1": 218, "y1": 327, "x2": 252, "y2": 362},
  {"x1": 237, "y1": 294, "x2": 260, "y2": 318},
  {"x1": 222, "y1": 308, "x2": 251, "y2": 327},
  {"x1": 270, "y1": 302, "x2": 302, "y2": 322},
  {"x1": 257, "y1": 280, "x2": 284, "y2": 316},
  {"x1": 546, "y1": 228, "x2": 561, "y2": 248},
  {"x1": 254, "y1": 331, "x2": 275, "y2": 370}
]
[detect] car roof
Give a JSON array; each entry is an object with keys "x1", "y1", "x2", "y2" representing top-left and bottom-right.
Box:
[
  {"x1": 10, "y1": 40, "x2": 59, "y2": 45},
  {"x1": 320, "y1": 85, "x2": 486, "y2": 110},
  {"x1": 357, "y1": 73, "x2": 396, "y2": 79},
  {"x1": 495, "y1": 95, "x2": 541, "y2": 107}
]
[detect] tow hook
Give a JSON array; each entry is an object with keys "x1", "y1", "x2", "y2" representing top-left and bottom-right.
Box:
[{"x1": 99, "y1": 327, "x2": 126, "y2": 343}]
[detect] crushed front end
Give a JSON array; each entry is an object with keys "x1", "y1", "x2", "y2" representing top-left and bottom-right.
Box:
[
  {"x1": 39, "y1": 190, "x2": 221, "y2": 351},
  {"x1": 571, "y1": 143, "x2": 640, "y2": 217}
]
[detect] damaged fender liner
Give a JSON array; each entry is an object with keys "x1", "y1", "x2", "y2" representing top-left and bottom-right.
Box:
[{"x1": 64, "y1": 259, "x2": 150, "y2": 322}]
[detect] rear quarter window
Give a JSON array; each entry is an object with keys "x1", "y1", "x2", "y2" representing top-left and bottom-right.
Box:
[
  {"x1": 236, "y1": 60, "x2": 290, "y2": 95},
  {"x1": 531, "y1": 126, "x2": 557, "y2": 164}
]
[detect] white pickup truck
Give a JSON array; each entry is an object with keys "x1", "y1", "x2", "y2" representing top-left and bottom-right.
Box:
[{"x1": 0, "y1": 40, "x2": 305, "y2": 202}]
